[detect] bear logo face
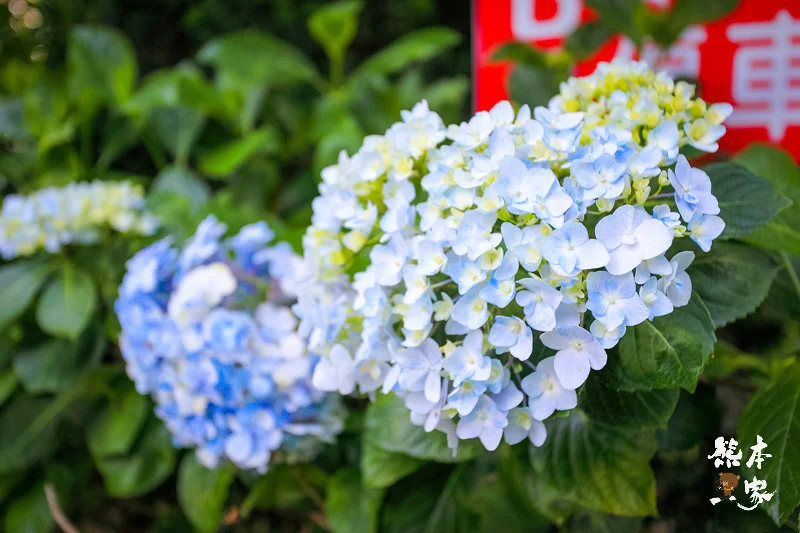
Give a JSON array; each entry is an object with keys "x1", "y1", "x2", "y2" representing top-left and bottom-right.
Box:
[{"x1": 718, "y1": 473, "x2": 740, "y2": 497}]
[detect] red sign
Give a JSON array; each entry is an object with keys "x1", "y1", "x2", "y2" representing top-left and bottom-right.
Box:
[{"x1": 473, "y1": 0, "x2": 800, "y2": 160}]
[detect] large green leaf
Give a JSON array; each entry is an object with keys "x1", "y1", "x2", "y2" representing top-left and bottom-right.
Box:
[
  {"x1": 150, "y1": 107, "x2": 206, "y2": 164},
  {"x1": 87, "y1": 381, "x2": 149, "y2": 457},
  {"x1": 152, "y1": 165, "x2": 211, "y2": 211},
  {"x1": 604, "y1": 293, "x2": 716, "y2": 392},
  {"x1": 67, "y1": 25, "x2": 138, "y2": 105},
  {"x1": 240, "y1": 464, "x2": 328, "y2": 517},
  {"x1": 197, "y1": 31, "x2": 322, "y2": 88},
  {"x1": 738, "y1": 363, "x2": 800, "y2": 526},
  {"x1": 0, "y1": 396, "x2": 62, "y2": 473},
  {"x1": 735, "y1": 144, "x2": 800, "y2": 257},
  {"x1": 652, "y1": 0, "x2": 739, "y2": 48},
  {"x1": 198, "y1": 127, "x2": 280, "y2": 178},
  {"x1": 35, "y1": 264, "x2": 97, "y2": 340},
  {"x1": 350, "y1": 28, "x2": 461, "y2": 83},
  {"x1": 688, "y1": 241, "x2": 781, "y2": 327},
  {"x1": 178, "y1": 454, "x2": 236, "y2": 533},
  {"x1": 529, "y1": 412, "x2": 658, "y2": 517},
  {"x1": 0, "y1": 370, "x2": 16, "y2": 409},
  {"x1": 94, "y1": 416, "x2": 176, "y2": 498},
  {"x1": 127, "y1": 64, "x2": 222, "y2": 116},
  {"x1": 508, "y1": 66, "x2": 562, "y2": 110},
  {"x1": 656, "y1": 385, "x2": 720, "y2": 452},
  {"x1": 0, "y1": 260, "x2": 56, "y2": 332},
  {"x1": 365, "y1": 394, "x2": 483, "y2": 462},
  {"x1": 361, "y1": 441, "x2": 423, "y2": 489},
  {"x1": 13, "y1": 326, "x2": 105, "y2": 394},
  {"x1": 326, "y1": 469, "x2": 385, "y2": 533},
  {"x1": 565, "y1": 22, "x2": 616, "y2": 60},
  {"x1": 704, "y1": 162, "x2": 790, "y2": 240},
  {"x1": 581, "y1": 378, "x2": 679, "y2": 429},
  {"x1": 585, "y1": 0, "x2": 646, "y2": 45},
  {"x1": 4, "y1": 483, "x2": 53, "y2": 533},
  {"x1": 308, "y1": 1, "x2": 363, "y2": 65}
]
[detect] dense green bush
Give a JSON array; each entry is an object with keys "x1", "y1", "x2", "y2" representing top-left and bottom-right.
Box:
[{"x1": 0, "y1": 1, "x2": 798, "y2": 533}]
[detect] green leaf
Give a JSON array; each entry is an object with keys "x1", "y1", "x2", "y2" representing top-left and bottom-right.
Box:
[
  {"x1": 738, "y1": 362, "x2": 800, "y2": 526},
  {"x1": 308, "y1": 1, "x2": 363, "y2": 63},
  {"x1": 529, "y1": 412, "x2": 658, "y2": 516},
  {"x1": 13, "y1": 325, "x2": 105, "y2": 394},
  {"x1": 35, "y1": 264, "x2": 97, "y2": 340},
  {"x1": 198, "y1": 31, "x2": 323, "y2": 89},
  {"x1": 565, "y1": 22, "x2": 616, "y2": 60},
  {"x1": 87, "y1": 381, "x2": 149, "y2": 457},
  {"x1": 365, "y1": 394, "x2": 483, "y2": 462},
  {"x1": 604, "y1": 292, "x2": 716, "y2": 392},
  {"x1": 152, "y1": 165, "x2": 211, "y2": 211},
  {"x1": 67, "y1": 25, "x2": 138, "y2": 105},
  {"x1": 240, "y1": 464, "x2": 328, "y2": 517},
  {"x1": 178, "y1": 454, "x2": 236, "y2": 533},
  {"x1": 490, "y1": 42, "x2": 549, "y2": 68},
  {"x1": 652, "y1": 0, "x2": 739, "y2": 48},
  {"x1": 0, "y1": 396, "x2": 62, "y2": 473},
  {"x1": 704, "y1": 162, "x2": 791, "y2": 240},
  {"x1": 326, "y1": 469, "x2": 384, "y2": 533},
  {"x1": 581, "y1": 378, "x2": 679, "y2": 429},
  {"x1": 127, "y1": 63, "x2": 222, "y2": 116},
  {"x1": 585, "y1": 0, "x2": 646, "y2": 45},
  {"x1": 0, "y1": 98, "x2": 27, "y2": 139},
  {"x1": 4, "y1": 483, "x2": 53, "y2": 533},
  {"x1": 94, "y1": 416, "x2": 176, "y2": 498},
  {"x1": 564, "y1": 512, "x2": 642, "y2": 533},
  {"x1": 0, "y1": 260, "x2": 56, "y2": 332},
  {"x1": 0, "y1": 370, "x2": 16, "y2": 409},
  {"x1": 508, "y1": 65, "x2": 562, "y2": 109},
  {"x1": 351, "y1": 28, "x2": 461, "y2": 82},
  {"x1": 198, "y1": 127, "x2": 280, "y2": 178},
  {"x1": 734, "y1": 144, "x2": 800, "y2": 257},
  {"x1": 688, "y1": 241, "x2": 781, "y2": 327},
  {"x1": 150, "y1": 107, "x2": 206, "y2": 164},
  {"x1": 656, "y1": 385, "x2": 720, "y2": 452},
  {"x1": 361, "y1": 441, "x2": 423, "y2": 489}
]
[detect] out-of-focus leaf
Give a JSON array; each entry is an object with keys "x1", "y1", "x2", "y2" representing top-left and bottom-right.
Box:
[
  {"x1": 365, "y1": 394, "x2": 483, "y2": 462},
  {"x1": 0, "y1": 98, "x2": 26, "y2": 139},
  {"x1": 0, "y1": 396, "x2": 63, "y2": 473},
  {"x1": 490, "y1": 42, "x2": 549, "y2": 68},
  {"x1": 688, "y1": 241, "x2": 781, "y2": 327},
  {"x1": 198, "y1": 127, "x2": 280, "y2": 178},
  {"x1": 508, "y1": 65, "x2": 561, "y2": 109},
  {"x1": 652, "y1": 0, "x2": 739, "y2": 48},
  {"x1": 150, "y1": 107, "x2": 206, "y2": 164},
  {"x1": 349, "y1": 28, "x2": 461, "y2": 85},
  {"x1": 308, "y1": 1, "x2": 363, "y2": 64},
  {"x1": 581, "y1": 378, "x2": 679, "y2": 429},
  {"x1": 361, "y1": 441, "x2": 423, "y2": 489},
  {"x1": 738, "y1": 362, "x2": 800, "y2": 526},
  {"x1": 67, "y1": 25, "x2": 138, "y2": 105},
  {"x1": 240, "y1": 464, "x2": 328, "y2": 517},
  {"x1": 14, "y1": 325, "x2": 105, "y2": 394},
  {"x1": 566, "y1": 22, "x2": 616, "y2": 60},
  {"x1": 178, "y1": 454, "x2": 236, "y2": 533},
  {"x1": 87, "y1": 381, "x2": 149, "y2": 457},
  {"x1": 735, "y1": 144, "x2": 800, "y2": 257},
  {"x1": 704, "y1": 162, "x2": 790, "y2": 240},
  {"x1": 152, "y1": 165, "x2": 210, "y2": 211},
  {"x1": 0, "y1": 371, "x2": 16, "y2": 409},
  {"x1": 4, "y1": 483, "x2": 53, "y2": 533},
  {"x1": 94, "y1": 416, "x2": 176, "y2": 498},
  {"x1": 35, "y1": 264, "x2": 97, "y2": 340},
  {"x1": 326, "y1": 469, "x2": 385, "y2": 533},
  {"x1": 586, "y1": 0, "x2": 647, "y2": 45},
  {"x1": 0, "y1": 260, "x2": 57, "y2": 332},
  {"x1": 605, "y1": 293, "x2": 716, "y2": 392},
  {"x1": 657, "y1": 385, "x2": 720, "y2": 452},
  {"x1": 530, "y1": 412, "x2": 658, "y2": 516},
  {"x1": 127, "y1": 63, "x2": 222, "y2": 116},
  {"x1": 198, "y1": 31, "x2": 323, "y2": 89}
]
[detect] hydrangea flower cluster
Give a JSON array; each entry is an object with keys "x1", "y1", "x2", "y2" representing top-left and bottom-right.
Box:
[
  {"x1": 299, "y1": 60, "x2": 728, "y2": 454},
  {"x1": 116, "y1": 216, "x2": 345, "y2": 473},
  {"x1": 0, "y1": 180, "x2": 159, "y2": 259}
]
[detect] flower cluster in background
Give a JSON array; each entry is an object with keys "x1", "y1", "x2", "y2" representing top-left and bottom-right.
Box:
[
  {"x1": 299, "y1": 60, "x2": 728, "y2": 453},
  {"x1": 0, "y1": 180, "x2": 159, "y2": 259},
  {"x1": 116, "y1": 216, "x2": 345, "y2": 473}
]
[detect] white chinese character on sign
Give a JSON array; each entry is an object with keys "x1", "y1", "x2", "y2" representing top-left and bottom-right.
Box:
[
  {"x1": 737, "y1": 476, "x2": 775, "y2": 511},
  {"x1": 613, "y1": 26, "x2": 707, "y2": 80},
  {"x1": 708, "y1": 437, "x2": 742, "y2": 468},
  {"x1": 746, "y1": 435, "x2": 772, "y2": 470},
  {"x1": 511, "y1": 0, "x2": 582, "y2": 41},
  {"x1": 727, "y1": 10, "x2": 800, "y2": 142}
]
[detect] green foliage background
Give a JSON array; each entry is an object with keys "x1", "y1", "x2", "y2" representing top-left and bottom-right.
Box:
[{"x1": 0, "y1": 1, "x2": 799, "y2": 532}]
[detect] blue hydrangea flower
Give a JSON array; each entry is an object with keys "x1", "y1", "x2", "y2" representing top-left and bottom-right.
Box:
[
  {"x1": 116, "y1": 216, "x2": 344, "y2": 473},
  {"x1": 669, "y1": 155, "x2": 720, "y2": 223}
]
